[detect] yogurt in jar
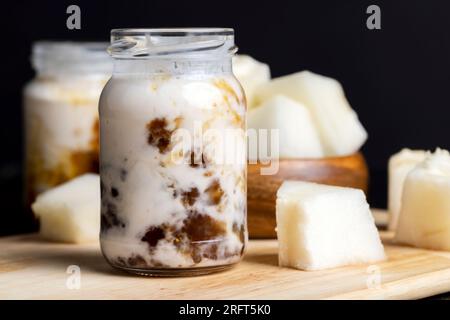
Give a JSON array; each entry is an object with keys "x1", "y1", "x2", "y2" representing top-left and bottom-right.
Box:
[
  {"x1": 24, "y1": 42, "x2": 111, "y2": 211},
  {"x1": 100, "y1": 29, "x2": 247, "y2": 276}
]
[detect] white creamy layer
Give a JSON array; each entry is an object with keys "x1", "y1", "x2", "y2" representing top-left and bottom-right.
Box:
[
  {"x1": 25, "y1": 76, "x2": 106, "y2": 152},
  {"x1": 100, "y1": 73, "x2": 247, "y2": 268},
  {"x1": 24, "y1": 75, "x2": 108, "y2": 195}
]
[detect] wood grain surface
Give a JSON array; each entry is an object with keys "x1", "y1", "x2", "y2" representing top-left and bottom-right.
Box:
[
  {"x1": 248, "y1": 153, "x2": 369, "y2": 238},
  {"x1": 1, "y1": 213, "x2": 450, "y2": 300}
]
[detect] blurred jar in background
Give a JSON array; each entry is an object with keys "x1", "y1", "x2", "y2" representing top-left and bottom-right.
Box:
[{"x1": 23, "y1": 42, "x2": 111, "y2": 216}]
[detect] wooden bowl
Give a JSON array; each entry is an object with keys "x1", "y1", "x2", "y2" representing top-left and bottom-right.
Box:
[{"x1": 247, "y1": 152, "x2": 369, "y2": 238}]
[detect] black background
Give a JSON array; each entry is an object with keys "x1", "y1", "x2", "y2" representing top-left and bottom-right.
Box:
[{"x1": 1, "y1": 0, "x2": 449, "y2": 235}]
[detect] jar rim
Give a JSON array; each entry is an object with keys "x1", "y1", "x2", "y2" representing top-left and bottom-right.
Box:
[
  {"x1": 33, "y1": 41, "x2": 110, "y2": 64},
  {"x1": 31, "y1": 41, "x2": 112, "y2": 75},
  {"x1": 109, "y1": 28, "x2": 236, "y2": 59},
  {"x1": 111, "y1": 28, "x2": 234, "y2": 37}
]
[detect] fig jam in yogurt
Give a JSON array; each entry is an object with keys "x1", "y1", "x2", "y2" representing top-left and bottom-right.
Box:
[{"x1": 99, "y1": 28, "x2": 247, "y2": 276}]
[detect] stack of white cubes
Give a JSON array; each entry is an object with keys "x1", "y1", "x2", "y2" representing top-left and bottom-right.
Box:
[{"x1": 235, "y1": 55, "x2": 368, "y2": 160}]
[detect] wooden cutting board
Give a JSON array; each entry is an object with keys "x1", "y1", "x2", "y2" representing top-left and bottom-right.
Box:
[{"x1": 1, "y1": 211, "x2": 450, "y2": 300}]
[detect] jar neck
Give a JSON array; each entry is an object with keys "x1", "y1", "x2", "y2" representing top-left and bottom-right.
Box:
[
  {"x1": 32, "y1": 42, "x2": 112, "y2": 78},
  {"x1": 35, "y1": 67, "x2": 112, "y2": 79},
  {"x1": 35, "y1": 72, "x2": 110, "y2": 82},
  {"x1": 112, "y1": 58, "x2": 232, "y2": 75}
]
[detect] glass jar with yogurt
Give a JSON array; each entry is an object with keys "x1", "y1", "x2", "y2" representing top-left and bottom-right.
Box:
[
  {"x1": 99, "y1": 28, "x2": 247, "y2": 276},
  {"x1": 24, "y1": 42, "x2": 112, "y2": 216}
]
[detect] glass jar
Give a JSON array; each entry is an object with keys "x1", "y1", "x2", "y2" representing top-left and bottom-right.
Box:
[
  {"x1": 24, "y1": 42, "x2": 112, "y2": 215},
  {"x1": 99, "y1": 28, "x2": 247, "y2": 276}
]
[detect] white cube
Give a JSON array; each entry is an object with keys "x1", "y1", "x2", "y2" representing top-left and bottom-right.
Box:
[
  {"x1": 254, "y1": 71, "x2": 367, "y2": 156},
  {"x1": 395, "y1": 149, "x2": 450, "y2": 251},
  {"x1": 248, "y1": 95, "x2": 324, "y2": 160},
  {"x1": 232, "y1": 54, "x2": 271, "y2": 108},
  {"x1": 388, "y1": 149, "x2": 427, "y2": 231},
  {"x1": 31, "y1": 174, "x2": 100, "y2": 243},
  {"x1": 276, "y1": 181, "x2": 385, "y2": 271}
]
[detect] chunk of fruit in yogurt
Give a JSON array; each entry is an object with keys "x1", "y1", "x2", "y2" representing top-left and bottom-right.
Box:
[
  {"x1": 146, "y1": 118, "x2": 173, "y2": 153},
  {"x1": 31, "y1": 174, "x2": 100, "y2": 243},
  {"x1": 276, "y1": 180, "x2": 385, "y2": 271}
]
